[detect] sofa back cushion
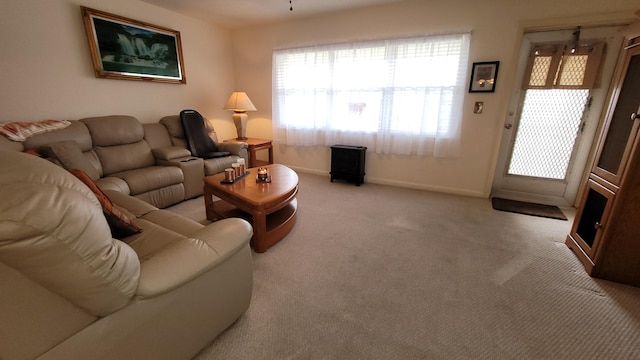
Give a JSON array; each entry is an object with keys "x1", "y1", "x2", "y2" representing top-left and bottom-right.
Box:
[
  {"x1": 143, "y1": 123, "x2": 173, "y2": 149},
  {"x1": 44, "y1": 140, "x2": 101, "y2": 180},
  {"x1": 21, "y1": 120, "x2": 103, "y2": 177},
  {"x1": 0, "y1": 151, "x2": 140, "y2": 316},
  {"x1": 95, "y1": 141, "x2": 156, "y2": 175},
  {"x1": 81, "y1": 116, "x2": 155, "y2": 175},
  {"x1": 82, "y1": 115, "x2": 145, "y2": 146}
]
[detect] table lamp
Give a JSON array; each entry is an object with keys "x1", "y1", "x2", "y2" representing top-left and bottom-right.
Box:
[{"x1": 224, "y1": 92, "x2": 256, "y2": 140}]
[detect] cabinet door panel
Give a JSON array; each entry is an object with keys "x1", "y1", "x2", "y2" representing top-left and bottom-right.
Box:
[
  {"x1": 570, "y1": 179, "x2": 615, "y2": 258},
  {"x1": 593, "y1": 47, "x2": 640, "y2": 184}
]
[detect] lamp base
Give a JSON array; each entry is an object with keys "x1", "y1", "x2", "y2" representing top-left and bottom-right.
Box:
[{"x1": 232, "y1": 112, "x2": 248, "y2": 140}]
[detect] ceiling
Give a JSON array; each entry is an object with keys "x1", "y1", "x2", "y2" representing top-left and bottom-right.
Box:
[{"x1": 141, "y1": 0, "x2": 406, "y2": 28}]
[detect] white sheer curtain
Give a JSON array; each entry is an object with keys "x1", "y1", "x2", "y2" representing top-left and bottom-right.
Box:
[{"x1": 272, "y1": 33, "x2": 470, "y2": 158}]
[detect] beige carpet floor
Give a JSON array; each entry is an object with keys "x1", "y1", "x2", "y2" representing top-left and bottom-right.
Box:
[{"x1": 168, "y1": 172, "x2": 640, "y2": 360}]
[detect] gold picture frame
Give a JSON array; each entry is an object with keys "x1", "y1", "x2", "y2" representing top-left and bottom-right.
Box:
[{"x1": 81, "y1": 6, "x2": 186, "y2": 84}]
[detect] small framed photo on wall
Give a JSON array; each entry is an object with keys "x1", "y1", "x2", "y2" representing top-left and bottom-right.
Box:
[{"x1": 469, "y1": 61, "x2": 499, "y2": 93}]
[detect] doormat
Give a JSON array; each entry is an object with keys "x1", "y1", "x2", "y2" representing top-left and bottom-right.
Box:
[{"x1": 491, "y1": 197, "x2": 567, "y2": 221}]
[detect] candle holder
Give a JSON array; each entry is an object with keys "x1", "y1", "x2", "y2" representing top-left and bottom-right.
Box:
[
  {"x1": 256, "y1": 167, "x2": 271, "y2": 183},
  {"x1": 224, "y1": 168, "x2": 235, "y2": 182},
  {"x1": 220, "y1": 168, "x2": 250, "y2": 184}
]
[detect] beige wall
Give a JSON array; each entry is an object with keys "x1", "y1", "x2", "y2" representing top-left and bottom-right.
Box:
[
  {"x1": 230, "y1": 0, "x2": 638, "y2": 197},
  {"x1": 0, "y1": 0, "x2": 239, "y2": 139},
  {"x1": 1, "y1": 0, "x2": 638, "y2": 197}
]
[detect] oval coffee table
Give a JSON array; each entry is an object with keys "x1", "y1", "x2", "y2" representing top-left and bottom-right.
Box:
[{"x1": 203, "y1": 164, "x2": 298, "y2": 253}]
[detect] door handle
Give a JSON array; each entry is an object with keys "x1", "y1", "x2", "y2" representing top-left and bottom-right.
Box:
[{"x1": 505, "y1": 123, "x2": 513, "y2": 129}]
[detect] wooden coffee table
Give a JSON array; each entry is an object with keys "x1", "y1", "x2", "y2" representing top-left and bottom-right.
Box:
[{"x1": 203, "y1": 164, "x2": 298, "y2": 253}]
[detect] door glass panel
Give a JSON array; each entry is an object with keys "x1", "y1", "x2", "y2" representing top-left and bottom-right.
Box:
[
  {"x1": 508, "y1": 89, "x2": 589, "y2": 179},
  {"x1": 557, "y1": 55, "x2": 588, "y2": 86},
  {"x1": 530, "y1": 56, "x2": 553, "y2": 86},
  {"x1": 597, "y1": 53, "x2": 640, "y2": 174}
]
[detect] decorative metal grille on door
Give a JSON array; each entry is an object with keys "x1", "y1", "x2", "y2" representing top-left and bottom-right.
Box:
[
  {"x1": 508, "y1": 89, "x2": 590, "y2": 179},
  {"x1": 507, "y1": 40, "x2": 604, "y2": 180}
]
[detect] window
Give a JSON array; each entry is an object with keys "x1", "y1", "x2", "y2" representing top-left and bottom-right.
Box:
[{"x1": 272, "y1": 33, "x2": 470, "y2": 157}]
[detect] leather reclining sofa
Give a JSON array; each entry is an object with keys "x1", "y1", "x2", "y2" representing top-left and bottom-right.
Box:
[
  {"x1": 0, "y1": 115, "x2": 254, "y2": 360},
  {"x1": 0, "y1": 114, "x2": 249, "y2": 209}
]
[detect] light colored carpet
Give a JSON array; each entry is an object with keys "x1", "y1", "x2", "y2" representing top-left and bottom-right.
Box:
[{"x1": 168, "y1": 172, "x2": 640, "y2": 359}]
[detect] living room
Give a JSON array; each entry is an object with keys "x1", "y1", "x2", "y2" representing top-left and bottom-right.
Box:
[{"x1": 2, "y1": 0, "x2": 640, "y2": 359}]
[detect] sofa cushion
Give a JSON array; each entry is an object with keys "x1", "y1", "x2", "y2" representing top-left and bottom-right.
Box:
[
  {"x1": 81, "y1": 115, "x2": 145, "y2": 146},
  {"x1": 94, "y1": 141, "x2": 156, "y2": 175},
  {"x1": 45, "y1": 140, "x2": 100, "y2": 180},
  {"x1": 143, "y1": 123, "x2": 173, "y2": 149},
  {"x1": 69, "y1": 169, "x2": 143, "y2": 240},
  {"x1": 134, "y1": 184, "x2": 185, "y2": 209},
  {"x1": 159, "y1": 115, "x2": 185, "y2": 139},
  {"x1": 111, "y1": 166, "x2": 184, "y2": 195},
  {"x1": 81, "y1": 115, "x2": 156, "y2": 176},
  {"x1": 95, "y1": 176, "x2": 131, "y2": 195}
]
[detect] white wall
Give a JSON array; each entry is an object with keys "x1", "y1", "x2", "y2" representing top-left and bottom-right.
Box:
[
  {"x1": 230, "y1": 0, "x2": 638, "y2": 197},
  {"x1": 0, "y1": 0, "x2": 239, "y2": 139}
]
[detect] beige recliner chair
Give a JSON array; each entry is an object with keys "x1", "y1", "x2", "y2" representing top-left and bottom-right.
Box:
[{"x1": 0, "y1": 151, "x2": 254, "y2": 360}]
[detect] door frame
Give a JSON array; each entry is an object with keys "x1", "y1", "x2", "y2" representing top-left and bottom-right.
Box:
[{"x1": 491, "y1": 26, "x2": 625, "y2": 206}]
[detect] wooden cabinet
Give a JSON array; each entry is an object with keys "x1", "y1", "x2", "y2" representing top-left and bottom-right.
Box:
[{"x1": 565, "y1": 43, "x2": 640, "y2": 287}]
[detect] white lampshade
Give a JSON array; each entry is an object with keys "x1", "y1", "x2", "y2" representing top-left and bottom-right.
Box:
[{"x1": 224, "y1": 92, "x2": 257, "y2": 112}]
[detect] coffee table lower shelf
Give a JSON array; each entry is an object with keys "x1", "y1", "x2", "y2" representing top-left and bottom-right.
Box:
[{"x1": 206, "y1": 198, "x2": 297, "y2": 253}]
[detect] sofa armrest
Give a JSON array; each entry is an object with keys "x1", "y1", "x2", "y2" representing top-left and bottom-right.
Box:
[
  {"x1": 156, "y1": 157, "x2": 205, "y2": 199},
  {"x1": 152, "y1": 146, "x2": 191, "y2": 161},
  {"x1": 134, "y1": 218, "x2": 253, "y2": 298},
  {"x1": 216, "y1": 142, "x2": 247, "y2": 155}
]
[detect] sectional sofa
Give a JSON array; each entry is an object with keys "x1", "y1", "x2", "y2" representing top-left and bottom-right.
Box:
[
  {"x1": 0, "y1": 115, "x2": 254, "y2": 360},
  {"x1": 0, "y1": 114, "x2": 249, "y2": 209}
]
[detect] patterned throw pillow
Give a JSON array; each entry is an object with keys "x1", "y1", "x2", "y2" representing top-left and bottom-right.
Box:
[{"x1": 68, "y1": 168, "x2": 142, "y2": 240}]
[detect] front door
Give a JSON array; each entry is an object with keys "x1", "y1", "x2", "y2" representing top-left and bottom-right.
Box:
[{"x1": 491, "y1": 26, "x2": 624, "y2": 206}]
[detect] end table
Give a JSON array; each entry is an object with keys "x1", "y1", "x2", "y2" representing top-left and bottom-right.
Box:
[{"x1": 224, "y1": 137, "x2": 273, "y2": 168}]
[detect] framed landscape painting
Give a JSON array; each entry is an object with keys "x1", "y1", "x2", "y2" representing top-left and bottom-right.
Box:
[{"x1": 81, "y1": 7, "x2": 186, "y2": 84}]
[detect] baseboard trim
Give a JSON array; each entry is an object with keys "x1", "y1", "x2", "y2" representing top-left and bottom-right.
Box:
[{"x1": 287, "y1": 165, "x2": 485, "y2": 198}]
